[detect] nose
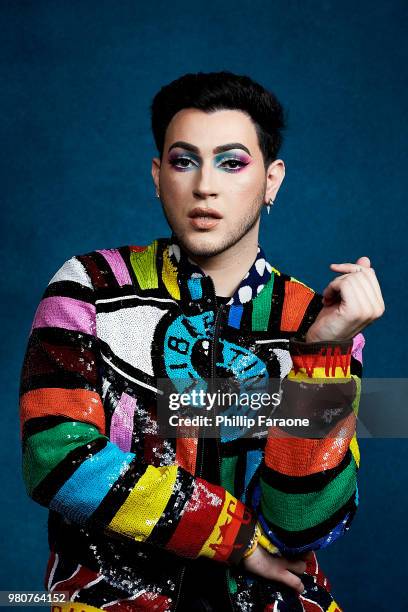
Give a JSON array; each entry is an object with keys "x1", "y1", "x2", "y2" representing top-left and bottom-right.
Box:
[{"x1": 193, "y1": 162, "x2": 218, "y2": 199}]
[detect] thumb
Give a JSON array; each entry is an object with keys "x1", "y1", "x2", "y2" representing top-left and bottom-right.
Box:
[{"x1": 356, "y1": 256, "x2": 371, "y2": 268}]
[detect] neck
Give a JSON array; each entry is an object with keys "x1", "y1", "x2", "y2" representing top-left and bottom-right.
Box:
[{"x1": 185, "y1": 225, "x2": 260, "y2": 297}]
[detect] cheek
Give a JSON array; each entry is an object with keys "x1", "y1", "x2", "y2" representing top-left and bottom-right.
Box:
[
  {"x1": 234, "y1": 180, "x2": 257, "y2": 195},
  {"x1": 161, "y1": 172, "x2": 191, "y2": 198},
  {"x1": 228, "y1": 164, "x2": 264, "y2": 192},
  {"x1": 229, "y1": 178, "x2": 262, "y2": 201}
]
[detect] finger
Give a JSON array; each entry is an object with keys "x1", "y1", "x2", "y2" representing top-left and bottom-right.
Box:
[
  {"x1": 330, "y1": 262, "x2": 369, "y2": 273},
  {"x1": 324, "y1": 272, "x2": 378, "y2": 319},
  {"x1": 322, "y1": 282, "x2": 342, "y2": 303},
  {"x1": 356, "y1": 256, "x2": 371, "y2": 268},
  {"x1": 355, "y1": 268, "x2": 385, "y2": 315},
  {"x1": 245, "y1": 550, "x2": 306, "y2": 593},
  {"x1": 322, "y1": 273, "x2": 351, "y2": 302},
  {"x1": 285, "y1": 559, "x2": 307, "y2": 574},
  {"x1": 343, "y1": 267, "x2": 384, "y2": 316},
  {"x1": 321, "y1": 275, "x2": 367, "y2": 323},
  {"x1": 271, "y1": 567, "x2": 305, "y2": 593},
  {"x1": 330, "y1": 256, "x2": 371, "y2": 270},
  {"x1": 343, "y1": 274, "x2": 378, "y2": 321},
  {"x1": 362, "y1": 268, "x2": 385, "y2": 312},
  {"x1": 327, "y1": 264, "x2": 384, "y2": 312},
  {"x1": 322, "y1": 271, "x2": 354, "y2": 302}
]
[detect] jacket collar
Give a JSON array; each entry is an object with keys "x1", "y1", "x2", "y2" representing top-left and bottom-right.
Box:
[{"x1": 165, "y1": 231, "x2": 274, "y2": 314}]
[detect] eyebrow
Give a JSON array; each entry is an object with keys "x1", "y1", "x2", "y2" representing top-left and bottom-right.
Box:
[{"x1": 168, "y1": 141, "x2": 251, "y2": 156}]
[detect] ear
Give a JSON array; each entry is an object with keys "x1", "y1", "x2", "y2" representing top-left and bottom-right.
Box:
[
  {"x1": 265, "y1": 159, "x2": 285, "y2": 202},
  {"x1": 151, "y1": 157, "x2": 161, "y2": 192}
]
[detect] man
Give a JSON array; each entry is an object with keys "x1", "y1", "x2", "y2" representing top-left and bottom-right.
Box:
[{"x1": 19, "y1": 71, "x2": 384, "y2": 612}]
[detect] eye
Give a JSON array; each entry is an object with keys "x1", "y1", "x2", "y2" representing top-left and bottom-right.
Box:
[
  {"x1": 168, "y1": 155, "x2": 248, "y2": 172},
  {"x1": 219, "y1": 159, "x2": 247, "y2": 170},
  {"x1": 216, "y1": 156, "x2": 249, "y2": 172},
  {"x1": 169, "y1": 156, "x2": 197, "y2": 170}
]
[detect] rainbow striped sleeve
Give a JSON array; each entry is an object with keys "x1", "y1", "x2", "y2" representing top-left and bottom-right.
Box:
[
  {"x1": 19, "y1": 255, "x2": 257, "y2": 566},
  {"x1": 253, "y1": 284, "x2": 364, "y2": 556}
]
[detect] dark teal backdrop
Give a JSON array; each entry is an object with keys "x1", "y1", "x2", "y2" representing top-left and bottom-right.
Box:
[{"x1": 1, "y1": 1, "x2": 406, "y2": 610}]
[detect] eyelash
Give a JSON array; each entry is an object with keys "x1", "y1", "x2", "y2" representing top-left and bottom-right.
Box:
[{"x1": 169, "y1": 156, "x2": 248, "y2": 172}]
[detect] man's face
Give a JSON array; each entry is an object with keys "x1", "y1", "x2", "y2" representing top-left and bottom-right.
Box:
[{"x1": 152, "y1": 108, "x2": 281, "y2": 258}]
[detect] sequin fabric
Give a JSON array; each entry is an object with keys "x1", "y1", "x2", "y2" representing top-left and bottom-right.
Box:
[{"x1": 19, "y1": 235, "x2": 364, "y2": 611}]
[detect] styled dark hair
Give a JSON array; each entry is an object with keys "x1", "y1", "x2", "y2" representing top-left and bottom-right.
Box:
[{"x1": 150, "y1": 71, "x2": 286, "y2": 169}]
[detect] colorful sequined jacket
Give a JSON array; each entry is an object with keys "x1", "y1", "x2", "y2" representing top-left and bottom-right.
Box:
[{"x1": 19, "y1": 233, "x2": 364, "y2": 612}]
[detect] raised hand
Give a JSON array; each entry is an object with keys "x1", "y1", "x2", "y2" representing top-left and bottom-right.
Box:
[{"x1": 305, "y1": 256, "x2": 385, "y2": 343}]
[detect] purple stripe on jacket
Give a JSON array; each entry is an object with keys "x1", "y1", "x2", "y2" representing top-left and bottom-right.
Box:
[
  {"x1": 109, "y1": 392, "x2": 136, "y2": 452},
  {"x1": 31, "y1": 296, "x2": 96, "y2": 335},
  {"x1": 97, "y1": 249, "x2": 132, "y2": 287}
]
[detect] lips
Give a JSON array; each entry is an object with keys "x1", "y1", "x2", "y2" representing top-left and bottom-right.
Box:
[
  {"x1": 189, "y1": 216, "x2": 221, "y2": 230},
  {"x1": 188, "y1": 207, "x2": 223, "y2": 219}
]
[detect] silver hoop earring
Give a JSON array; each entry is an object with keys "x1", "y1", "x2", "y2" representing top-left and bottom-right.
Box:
[
  {"x1": 156, "y1": 191, "x2": 160, "y2": 199},
  {"x1": 266, "y1": 198, "x2": 274, "y2": 215}
]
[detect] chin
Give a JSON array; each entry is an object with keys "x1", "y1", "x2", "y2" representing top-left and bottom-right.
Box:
[
  {"x1": 178, "y1": 229, "x2": 228, "y2": 257},
  {"x1": 176, "y1": 229, "x2": 217, "y2": 256}
]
